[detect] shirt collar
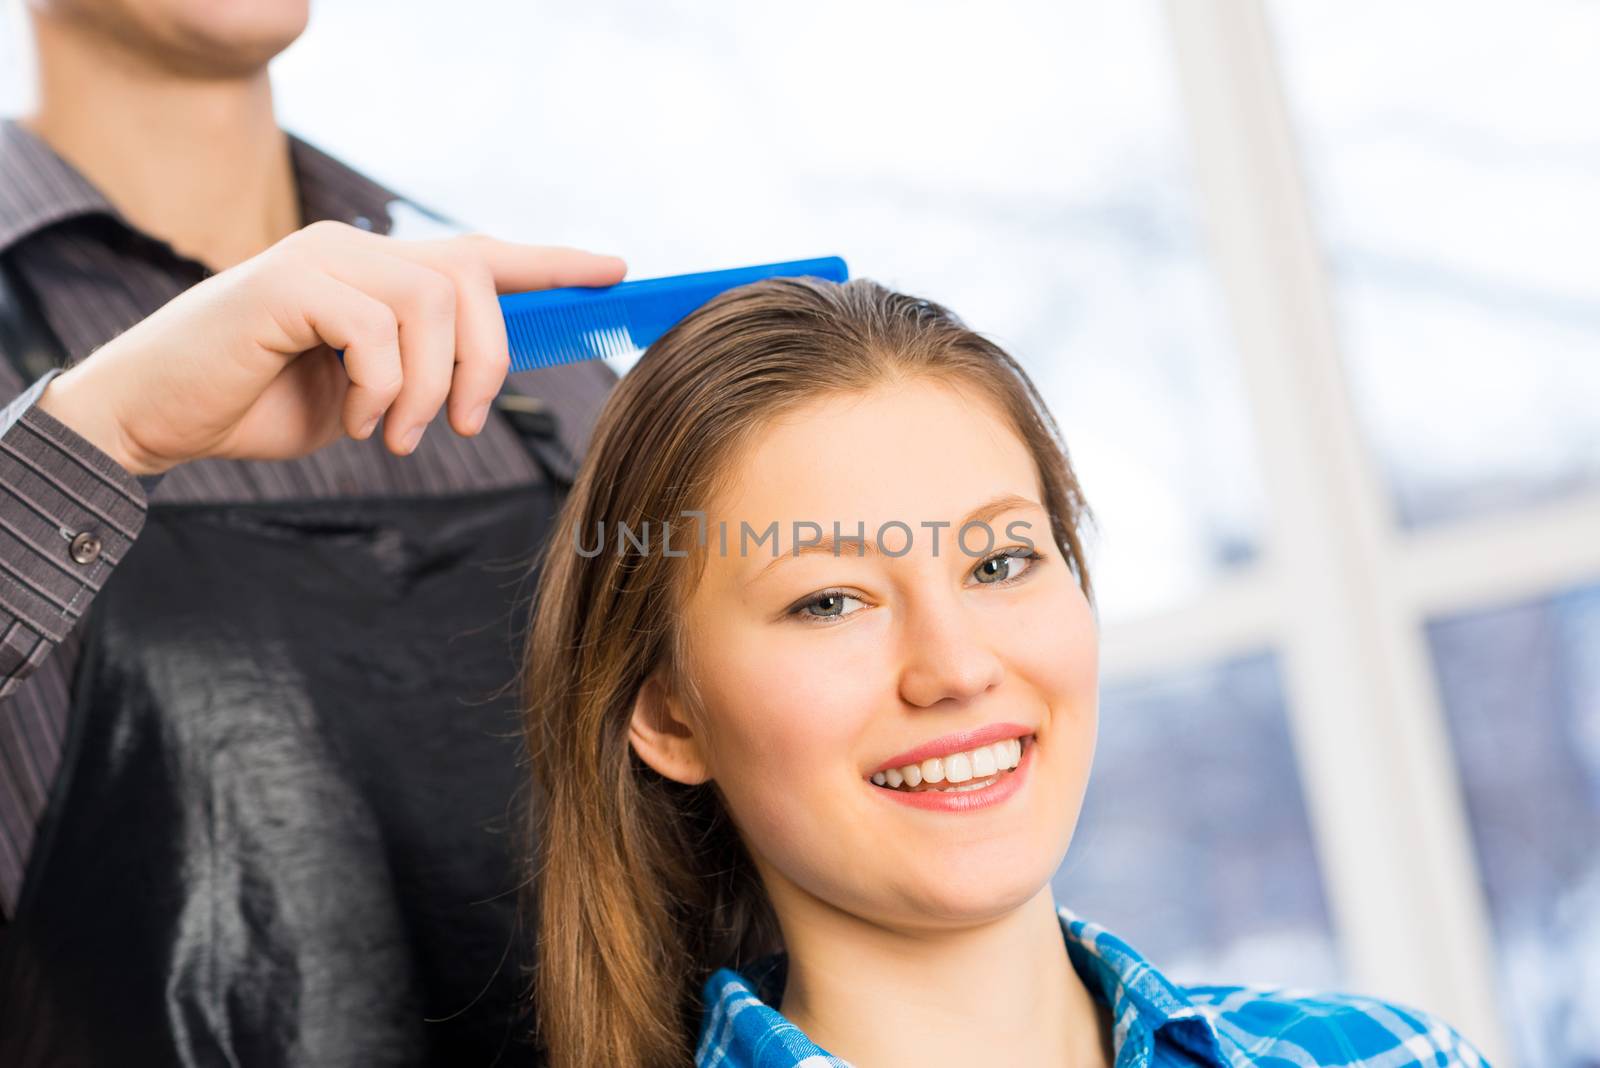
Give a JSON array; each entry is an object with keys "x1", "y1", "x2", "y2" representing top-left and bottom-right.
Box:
[
  {"x1": 0, "y1": 118, "x2": 104, "y2": 253},
  {"x1": 0, "y1": 117, "x2": 399, "y2": 255},
  {"x1": 696, "y1": 904, "x2": 1251, "y2": 1068},
  {"x1": 1057, "y1": 904, "x2": 1248, "y2": 1067}
]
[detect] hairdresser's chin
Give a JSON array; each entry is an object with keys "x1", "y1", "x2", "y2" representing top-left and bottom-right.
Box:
[{"x1": 29, "y1": 0, "x2": 309, "y2": 77}]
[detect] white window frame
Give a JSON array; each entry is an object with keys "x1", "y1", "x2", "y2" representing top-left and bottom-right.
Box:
[{"x1": 1088, "y1": 4, "x2": 1600, "y2": 1063}]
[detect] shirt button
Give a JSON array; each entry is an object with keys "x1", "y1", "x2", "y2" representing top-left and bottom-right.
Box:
[{"x1": 69, "y1": 531, "x2": 103, "y2": 565}]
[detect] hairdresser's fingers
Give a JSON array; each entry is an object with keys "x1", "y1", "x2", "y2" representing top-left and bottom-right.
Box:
[
  {"x1": 322, "y1": 249, "x2": 459, "y2": 455},
  {"x1": 400, "y1": 234, "x2": 628, "y2": 295},
  {"x1": 293, "y1": 273, "x2": 404, "y2": 442},
  {"x1": 290, "y1": 224, "x2": 626, "y2": 446},
  {"x1": 387, "y1": 235, "x2": 627, "y2": 436},
  {"x1": 397, "y1": 243, "x2": 510, "y2": 437},
  {"x1": 295, "y1": 221, "x2": 627, "y2": 295}
]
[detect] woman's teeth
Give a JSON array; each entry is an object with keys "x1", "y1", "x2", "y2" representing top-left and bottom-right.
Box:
[{"x1": 870, "y1": 737, "x2": 1026, "y2": 793}]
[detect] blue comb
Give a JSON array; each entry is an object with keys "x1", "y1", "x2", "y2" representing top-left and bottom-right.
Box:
[
  {"x1": 496, "y1": 255, "x2": 848, "y2": 372},
  {"x1": 333, "y1": 256, "x2": 848, "y2": 373}
]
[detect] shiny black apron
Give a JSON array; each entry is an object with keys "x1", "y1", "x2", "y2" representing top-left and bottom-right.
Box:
[{"x1": 0, "y1": 259, "x2": 569, "y2": 1066}]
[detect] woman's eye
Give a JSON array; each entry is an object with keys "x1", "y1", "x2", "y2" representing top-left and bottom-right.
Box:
[
  {"x1": 792, "y1": 590, "x2": 865, "y2": 622},
  {"x1": 789, "y1": 549, "x2": 1040, "y2": 622},
  {"x1": 971, "y1": 547, "x2": 1040, "y2": 585}
]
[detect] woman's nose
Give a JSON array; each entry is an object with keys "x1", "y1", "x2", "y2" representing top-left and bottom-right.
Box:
[{"x1": 896, "y1": 599, "x2": 1005, "y2": 709}]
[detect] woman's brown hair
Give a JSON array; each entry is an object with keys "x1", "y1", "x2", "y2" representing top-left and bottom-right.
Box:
[{"x1": 520, "y1": 276, "x2": 1094, "y2": 1067}]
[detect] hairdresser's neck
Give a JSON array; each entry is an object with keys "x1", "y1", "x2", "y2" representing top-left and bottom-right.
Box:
[
  {"x1": 774, "y1": 886, "x2": 1113, "y2": 1068},
  {"x1": 21, "y1": 14, "x2": 299, "y2": 272}
]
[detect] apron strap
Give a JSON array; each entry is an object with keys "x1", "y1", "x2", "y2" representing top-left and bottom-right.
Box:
[
  {"x1": 491, "y1": 390, "x2": 580, "y2": 492},
  {"x1": 0, "y1": 253, "x2": 576, "y2": 491}
]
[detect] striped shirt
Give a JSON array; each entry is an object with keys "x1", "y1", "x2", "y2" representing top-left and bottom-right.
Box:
[
  {"x1": 0, "y1": 117, "x2": 616, "y2": 916},
  {"x1": 696, "y1": 904, "x2": 1494, "y2": 1067}
]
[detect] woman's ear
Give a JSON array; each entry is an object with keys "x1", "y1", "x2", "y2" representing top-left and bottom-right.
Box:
[{"x1": 629, "y1": 670, "x2": 712, "y2": 785}]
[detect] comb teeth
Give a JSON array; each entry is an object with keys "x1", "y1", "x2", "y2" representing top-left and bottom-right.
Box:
[{"x1": 504, "y1": 297, "x2": 638, "y2": 372}]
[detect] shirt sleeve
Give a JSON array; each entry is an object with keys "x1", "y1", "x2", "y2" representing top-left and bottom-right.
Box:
[{"x1": 0, "y1": 368, "x2": 148, "y2": 698}]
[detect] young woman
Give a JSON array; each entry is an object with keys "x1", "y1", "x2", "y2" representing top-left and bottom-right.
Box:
[{"x1": 520, "y1": 278, "x2": 1491, "y2": 1068}]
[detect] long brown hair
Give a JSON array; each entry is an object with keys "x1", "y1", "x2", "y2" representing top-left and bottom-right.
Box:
[{"x1": 520, "y1": 277, "x2": 1094, "y2": 1067}]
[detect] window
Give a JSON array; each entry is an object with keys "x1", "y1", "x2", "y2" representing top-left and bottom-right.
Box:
[
  {"x1": 1427, "y1": 583, "x2": 1600, "y2": 1066},
  {"x1": 1270, "y1": 1, "x2": 1600, "y2": 529},
  {"x1": 1266, "y1": 4, "x2": 1600, "y2": 1061}
]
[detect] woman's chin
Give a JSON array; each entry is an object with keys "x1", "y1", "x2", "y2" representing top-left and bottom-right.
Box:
[{"x1": 880, "y1": 860, "x2": 1059, "y2": 928}]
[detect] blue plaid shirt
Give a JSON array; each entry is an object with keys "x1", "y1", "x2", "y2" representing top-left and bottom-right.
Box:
[{"x1": 696, "y1": 904, "x2": 1492, "y2": 1067}]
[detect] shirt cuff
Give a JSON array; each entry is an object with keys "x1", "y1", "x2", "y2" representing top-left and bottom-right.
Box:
[{"x1": 0, "y1": 380, "x2": 149, "y2": 682}]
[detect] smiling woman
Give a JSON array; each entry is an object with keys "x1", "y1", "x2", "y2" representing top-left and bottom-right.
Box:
[{"x1": 518, "y1": 277, "x2": 1489, "y2": 1068}]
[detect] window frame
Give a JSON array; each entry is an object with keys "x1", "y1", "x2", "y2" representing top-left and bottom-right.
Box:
[{"x1": 1097, "y1": 5, "x2": 1600, "y2": 1063}]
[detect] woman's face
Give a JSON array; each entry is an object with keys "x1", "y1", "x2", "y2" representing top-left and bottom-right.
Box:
[{"x1": 640, "y1": 376, "x2": 1099, "y2": 931}]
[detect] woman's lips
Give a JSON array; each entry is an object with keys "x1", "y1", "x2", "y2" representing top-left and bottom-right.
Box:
[
  {"x1": 870, "y1": 735, "x2": 1026, "y2": 792},
  {"x1": 869, "y1": 735, "x2": 1035, "y2": 813},
  {"x1": 868, "y1": 721, "x2": 1034, "y2": 776}
]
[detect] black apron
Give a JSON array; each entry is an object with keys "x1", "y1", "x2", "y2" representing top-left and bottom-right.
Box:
[{"x1": 0, "y1": 257, "x2": 570, "y2": 1066}]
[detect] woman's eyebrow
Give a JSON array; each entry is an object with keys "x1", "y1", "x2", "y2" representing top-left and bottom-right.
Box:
[
  {"x1": 960, "y1": 491, "x2": 1044, "y2": 531},
  {"x1": 746, "y1": 492, "x2": 1045, "y2": 584}
]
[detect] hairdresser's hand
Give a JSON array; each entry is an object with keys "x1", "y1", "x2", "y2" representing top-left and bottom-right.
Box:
[{"x1": 35, "y1": 221, "x2": 627, "y2": 476}]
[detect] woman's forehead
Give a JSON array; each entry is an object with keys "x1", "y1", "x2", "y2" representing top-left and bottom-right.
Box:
[
  {"x1": 678, "y1": 383, "x2": 1047, "y2": 600},
  {"x1": 713, "y1": 380, "x2": 1035, "y2": 523}
]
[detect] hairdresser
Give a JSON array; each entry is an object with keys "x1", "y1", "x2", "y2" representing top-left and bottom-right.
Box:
[{"x1": 0, "y1": 2, "x2": 623, "y2": 1064}]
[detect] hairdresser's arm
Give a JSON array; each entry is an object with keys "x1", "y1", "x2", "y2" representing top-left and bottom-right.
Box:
[{"x1": 0, "y1": 223, "x2": 625, "y2": 694}]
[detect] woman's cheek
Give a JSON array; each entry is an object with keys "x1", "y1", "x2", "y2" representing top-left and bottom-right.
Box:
[
  {"x1": 706, "y1": 634, "x2": 882, "y2": 867},
  {"x1": 1003, "y1": 574, "x2": 1099, "y2": 711},
  {"x1": 710, "y1": 611, "x2": 888, "y2": 764},
  {"x1": 989, "y1": 579, "x2": 1099, "y2": 849}
]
